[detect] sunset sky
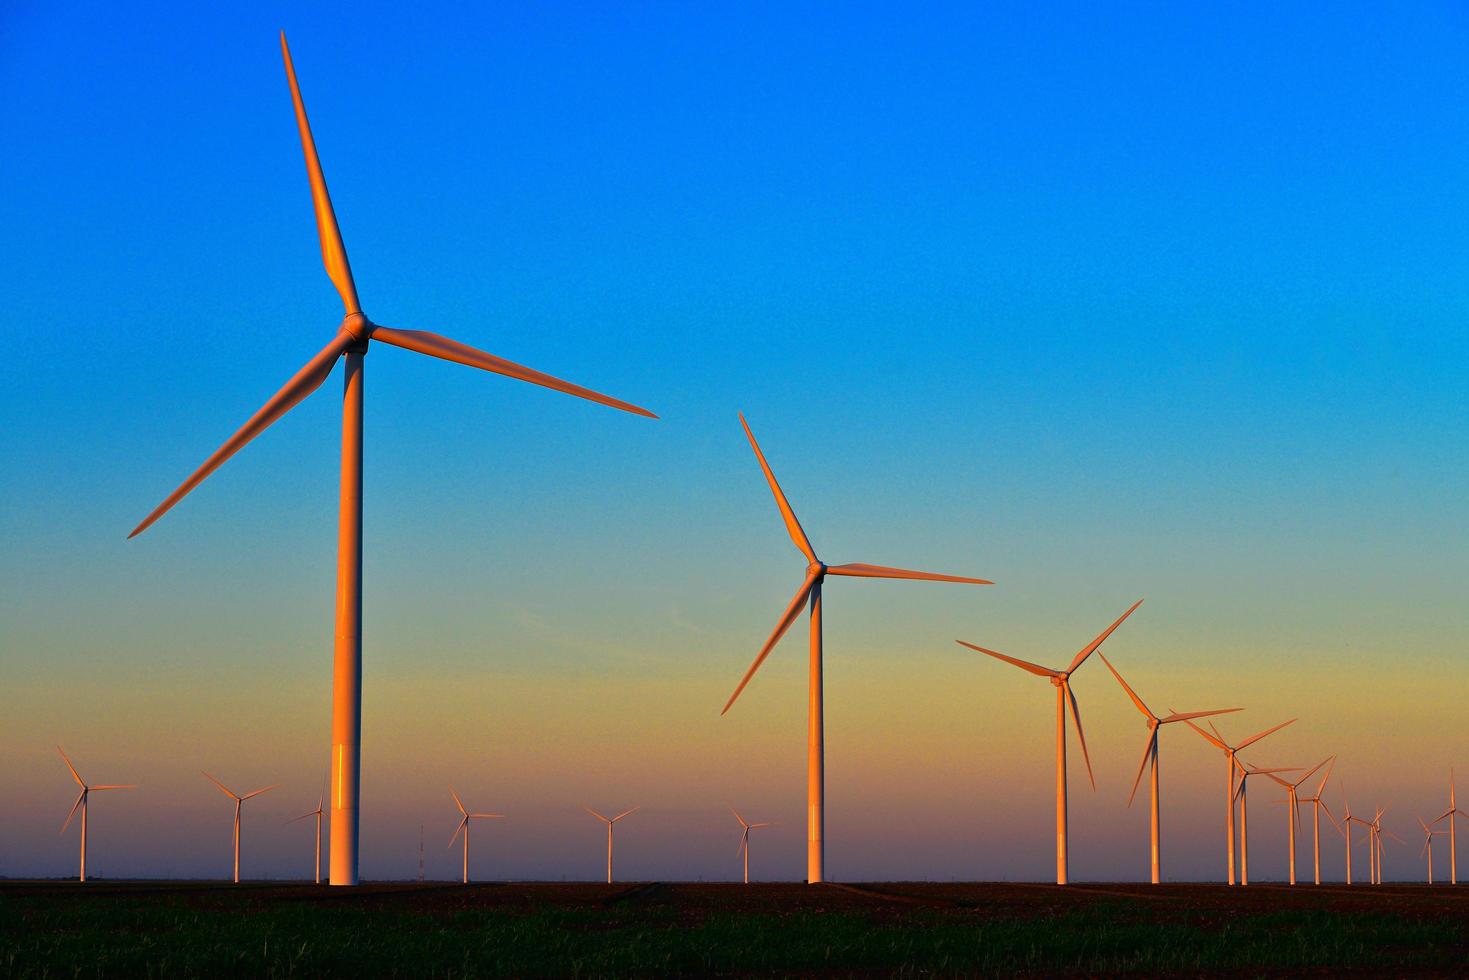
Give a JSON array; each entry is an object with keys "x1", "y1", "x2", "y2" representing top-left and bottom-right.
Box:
[{"x1": 2, "y1": 2, "x2": 1467, "y2": 882}]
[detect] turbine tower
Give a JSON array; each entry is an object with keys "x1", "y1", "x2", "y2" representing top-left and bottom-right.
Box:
[
  {"x1": 287, "y1": 786, "x2": 326, "y2": 884},
  {"x1": 56, "y1": 747, "x2": 135, "y2": 883},
  {"x1": 128, "y1": 34, "x2": 655, "y2": 887},
  {"x1": 448, "y1": 787, "x2": 503, "y2": 884},
  {"x1": 1295, "y1": 756, "x2": 1341, "y2": 885},
  {"x1": 721, "y1": 414, "x2": 991, "y2": 884},
  {"x1": 203, "y1": 772, "x2": 276, "y2": 883},
  {"x1": 1231, "y1": 762, "x2": 1299, "y2": 886},
  {"x1": 731, "y1": 805, "x2": 774, "y2": 884},
  {"x1": 1261, "y1": 756, "x2": 1332, "y2": 885},
  {"x1": 1432, "y1": 770, "x2": 1466, "y2": 885},
  {"x1": 1183, "y1": 717, "x2": 1296, "y2": 885},
  {"x1": 1096, "y1": 654, "x2": 1238, "y2": 884},
  {"x1": 958, "y1": 600, "x2": 1143, "y2": 885},
  {"x1": 584, "y1": 806, "x2": 639, "y2": 883}
]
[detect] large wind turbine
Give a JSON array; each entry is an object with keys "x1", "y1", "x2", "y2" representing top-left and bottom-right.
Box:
[
  {"x1": 203, "y1": 773, "x2": 276, "y2": 883},
  {"x1": 958, "y1": 600, "x2": 1143, "y2": 885},
  {"x1": 1232, "y1": 762, "x2": 1299, "y2": 886},
  {"x1": 128, "y1": 35, "x2": 655, "y2": 887},
  {"x1": 730, "y1": 805, "x2": 774, "y2": 884},
  {"x1": 448, "y1": 787, "x2": 503, "y2": 884},
  {"x1": 1184, "y1": 717, "x2": 1295, "y2": 885},
  {"x1": 1295, "y1": 756, "x2": 1341, "y2": 885},
  {"x1": 1261, "y1": 756, "x2": 1332, "y2": 885},
  {"x1": 56, "y1": 747, "x2": 135, "y2": 883},
  {"x1": 720, "y1": 414, "x2": 991, "y2": 884},
  {"x1": 584, "y1": 806, "x2": 639, "y2": 883},
  {"x1": 1433, "y1": 769, "x2": 1466, "y2": 884},
  {"x1": 287, "y1": 786, "x2": 326, "y2": 884},
  {"x1": 1096, "y1": 654, "x2": 1237, "y2": 884}
]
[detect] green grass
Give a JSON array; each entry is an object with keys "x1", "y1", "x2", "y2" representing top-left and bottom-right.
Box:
[{"x1": 2, "y1": 894, "x2": 1464, "y2": 977}]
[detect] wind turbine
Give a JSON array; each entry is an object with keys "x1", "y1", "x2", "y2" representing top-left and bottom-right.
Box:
[
  {"x1": 56, "y1": 747, "x2": 135, "y2": 883},
  {"x1": 203, "y1": 772, "x2": 276, "y2": 883},
  {"x1": 1183, "y1": 717, "x2": 1296, "y2": 885},
  {"x1": 1295, "y1": 756, "x2": 1341, "y2": 885},
  {"x1": 287, "y1": 785, "x2": 326, "y2": 884},
  {"x1": 730, "y1": 805, "x2": 774, "y2": 884},
  {"x1": 1369, "y1": 807, "x2": 1403, "y2": 884},
  {"x1": 720, "y1": 414, "x2": 991, "y2": 884},
  {"x1": 1261, "y1": 756, "x2": 1332, "y2": 885},
  {"x1": 448, "y1": 787, "x2": 503, "y2": 884},
  {"x1": 584, "y1": 806, "x2": 639, "y2": 883},
  {"x1": 1095, "y1": 654, "x2": 1238, "y2": 884},
  {"x1": 1231, "y1": 761, "x2": 1299, "y2": 886},
  {"x1": 127, "y1": 35, "x2": 655, "y2": 889},
  {"x1": 1432, "y1": 769, "x2": 1467, "y2": 884},
  {"x1": 958, "y1": 601, "x2": 1143, "y2": 885},
  {"x1": 1419, "y1": 816, "x2": 1447, "y2": 884}
]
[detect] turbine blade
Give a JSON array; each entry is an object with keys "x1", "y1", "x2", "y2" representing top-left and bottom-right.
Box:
[
  {"x1": 737, "y1": 831, "x2": 749, "y2": 858},
  {"x1": 280, "y1": 32, "x2": 359, "y2": 314},
  {"x1": 737, "y1": 413, "x2": 816, "y2": 563},
  {"x1": 1159, "y1": 708, "x2": 1242, "y2": 725},
  {"x1": 729, "y1": 804, "x2": 748, "y2": 828},
  {"x1": 1127, "y1": 731, "x2": 1155, "y2": 808},
  {"x1": 88, "y1": 785, "x2": 136, "y2": 792},
  {"x1": 202, "y1": 772, "x2": 239, "y2": 800},
  {"x1": 241, "y1": 784, "x2": 277, "y2": 800},
  {"x1": 370, "y1": 326, "x2": 656, "y2": 418},
  {"x1": 1294, "y1": 756, "x2": 1331, "y2": 789},
  {"x1": 1065, "y1": 683, "x2": 1096, "y2": 791},
  {"x1": 1237, "y1": 718, "x2": 1296, "y2": 751},
  {"x1": 448, "y1": 816, "x2": 467, "y2": 847},
  {"x1": 1315, "y1": 756, "x2": 1337, "y2": 798},
  {"x1": 1386, "y1": 831, "x2": 1405, "y2": 845},
  {"x1": 582, "y1": 805, "x2": 610, "y2": 823},
  {"x1": 60, "y1": 790, "x2": 85, "y2": 834},
  {"x1": 750, "y1": 822, "x2": 774, "y2": 829},
  {"x1": 954, "y1": 641, "x2": 1059, "y2": 678},
  {"x1": 1066, "y1": 599, "x2": 1144, "y2": 674},
  {"x1": 56, "y1": 746, "x2": 85, "y2": 788},
  {"x1": 824, "y1": 563, "x2": 992, "y2": 586},
  {"x1": 470, "y1": 813, "x2": 504, "y2": 819},
  {"x1": 287, "y1": 811, "x2": 315, "y2": 824},
  {"x1": 721, "y1": 573, "x2": 819, "y2": 715},
  {"x1": 1320, "y1": 801, "x2": 1344, "y2": 836},
  {"x1": 1097, "y1": 652, "x2": 1153, "y2": 720},
  {"x1": 612, "y1": 806, "x2": 640, "y2": 822},
  {"x1": 1261, "y1": 771, "x2": 1293, "y2": 788},
  {"x1": 450, "y1": 786, "x2": 467, "y2": 816},
  {"x1": 129, "y1": 331, "x2": 354, "y2": 538},
  {"x1": 1181, "y1": 718, "x2": 1229, "y2": 752}
]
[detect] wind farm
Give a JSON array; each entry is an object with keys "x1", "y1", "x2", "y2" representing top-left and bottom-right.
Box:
[{"x1": 6, "y1": 4, "x2": 1469, "y2": 977}]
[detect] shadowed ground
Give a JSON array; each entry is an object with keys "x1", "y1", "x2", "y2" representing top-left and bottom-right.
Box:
[{"x1": 3, "y1": 880, "x2": 1467, "y2": 976}]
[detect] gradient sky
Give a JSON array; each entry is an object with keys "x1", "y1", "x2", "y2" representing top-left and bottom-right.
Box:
[{"x1": 2, "y1": 2, "x2": 1467, "y2": 883}]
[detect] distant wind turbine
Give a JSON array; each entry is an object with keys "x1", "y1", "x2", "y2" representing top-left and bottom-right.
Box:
[
  {"x1": 721, "y1": 414, "x2": 991, "y2": 884},
  {"x1": 730, "y1": 805, "x2": 774, "y2": 884},
  {"x1": 287, "y1": 784, "x2": 326, "y2": 884},
  {"x1": 584, "y1": 806, "x2": 639, "y2": 883},
  {"x1": 1419, "y1": 816, "x2": 1447, "y2": 884},
  {"x1": 1096, "y1": 653, "x2": 1238, "y2": 884},
  {"x1": 1262, "y1": 756, "x2": 1332, "y2": 885},
  {"x1": 1294, "y1": 756, "x2": 1342, "y2": 885},
  {"x1": 128, "y1": 33, "x2": 656, "y2": 888},
  {"x1": 959, "y1": 600, "x2": 1144, "y2": 885},
  {"x1": 56, "y1": 747, "x2": 135, "y2": 883},
  {"x1": 203, "y1": 772, "x2": 276, "y2": 883},
  {"x1": 1232, "y1": 762, "x2": 1300, "y2": 886},
  {"x1": 1432, "y1": 770, "x2": 1467, "y2": 884},
  {"x1": 1183, "y1": 717, "x2": 1296, "y2": 885},
  {"x1": 448, "y1": 787, "x2": 503, "y2": 885}
]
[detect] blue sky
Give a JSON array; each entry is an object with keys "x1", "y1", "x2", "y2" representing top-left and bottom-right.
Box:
[{"x1": 1, "y1": 2, "x2": 1466, "y2": 881}]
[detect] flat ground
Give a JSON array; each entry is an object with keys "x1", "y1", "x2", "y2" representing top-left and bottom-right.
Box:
[{"x1": 3, "y1": 879, "x2": 1467, "y2": 976}]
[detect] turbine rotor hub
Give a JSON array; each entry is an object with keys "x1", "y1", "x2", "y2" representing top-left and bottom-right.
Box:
[{"x1": 341, "y1": 312, "x2": 373, "y2": 347}]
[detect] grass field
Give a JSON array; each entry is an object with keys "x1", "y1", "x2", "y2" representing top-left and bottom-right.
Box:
[{"x1": 3, "y1": 879, "x2": 1467, "y2": 977}]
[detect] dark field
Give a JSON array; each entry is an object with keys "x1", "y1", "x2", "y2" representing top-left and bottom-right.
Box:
[{"x1": 4, "y1": 879, "x2": 1468, "y2": 977}]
